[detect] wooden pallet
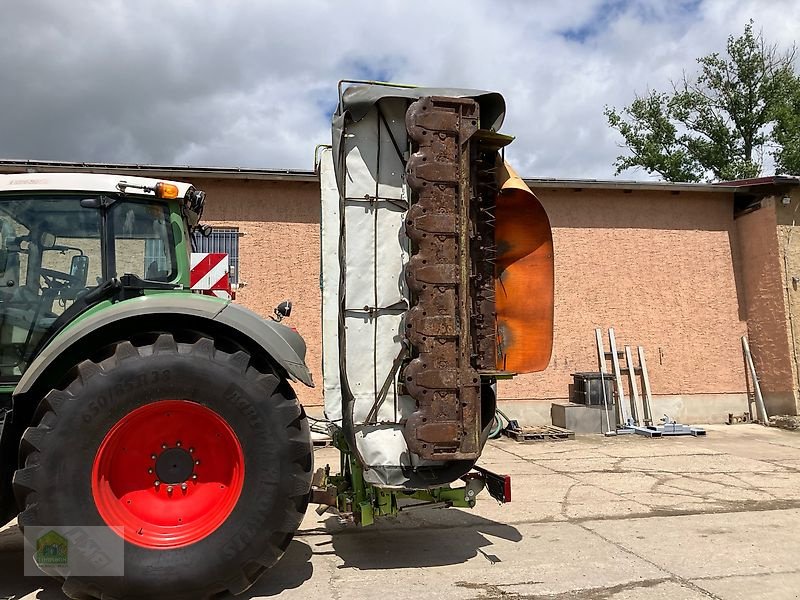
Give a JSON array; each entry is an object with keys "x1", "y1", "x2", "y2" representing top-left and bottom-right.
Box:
[{"x1": 502, "y1": 425, "x2": 575, "y2": 442}]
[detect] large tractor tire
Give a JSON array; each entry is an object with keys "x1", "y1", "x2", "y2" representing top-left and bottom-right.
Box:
[{"x1": 12, "y1": 334, "x2": 313, "y2": 600}]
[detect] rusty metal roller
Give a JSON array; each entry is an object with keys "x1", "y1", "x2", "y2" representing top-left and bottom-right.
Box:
[{"x1": 401, "y1": 96, "x2": 482, "y2": 461}]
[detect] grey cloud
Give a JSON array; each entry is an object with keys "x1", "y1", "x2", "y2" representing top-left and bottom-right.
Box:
[{"x1": 1, "y1": 0, "x2": 799, "y2": 178}]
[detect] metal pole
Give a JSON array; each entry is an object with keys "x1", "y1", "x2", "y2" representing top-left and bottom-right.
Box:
[
  {"x1": 595, "y1": 328, "x2": 612, "y2": 433},
  {"x1": 624, "y1": 345, "x2": 640, "y2": 426},
  {"x1": 637, "y1": 346, "x2": 654, "y2": 426},
  {"x1": 741, "y1": 335, "x2": 769, "y2": 425},
  {"x1": 608, "y1": 328, "x2": 630, "y2": 426}
]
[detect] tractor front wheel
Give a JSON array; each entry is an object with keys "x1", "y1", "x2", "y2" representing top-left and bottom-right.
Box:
[{"x1": 13, "y1": 334, "x2": 313, "y2": 599}]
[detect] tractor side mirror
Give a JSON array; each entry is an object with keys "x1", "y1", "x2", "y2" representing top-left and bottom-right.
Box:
[
  {"x1": 274, "y1": 300, "x2": 292, "y2": 321},
  {"x1": 70, "y1": 255, "x2": 89, "y2": 287}
]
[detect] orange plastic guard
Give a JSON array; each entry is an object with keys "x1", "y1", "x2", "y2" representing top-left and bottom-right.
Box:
[{"x1": 495, "y1": 161, "x2": 554, "y2": 373}]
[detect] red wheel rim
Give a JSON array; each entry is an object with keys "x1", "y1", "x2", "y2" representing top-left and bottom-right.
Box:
[{"x1": 91, "y1": 400, "x2": 245, "y2": 549}]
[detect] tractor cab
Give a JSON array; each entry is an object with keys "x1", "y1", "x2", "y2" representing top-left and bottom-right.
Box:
[{"x1": 0, "y1": 173, "x2": 201, "y2": 379}]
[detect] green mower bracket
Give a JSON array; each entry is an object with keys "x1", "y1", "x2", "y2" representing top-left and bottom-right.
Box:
[{"x1": 310, "y1": 431, "x2": 504, "y2": 526}]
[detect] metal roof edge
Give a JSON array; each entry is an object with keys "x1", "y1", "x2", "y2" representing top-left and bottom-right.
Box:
[
  {"x1": 0, "y1": 159, "x2": 319, "y2": 183},
  {"x1": 0, "y1": 159, "x2": 755, "y2": 193},
  {"x1": 522, "y1": 177, "x2": 736, "y2": 194},
  {"x1": 716, "y1": 175, "x2": 800, "y2": 187}
]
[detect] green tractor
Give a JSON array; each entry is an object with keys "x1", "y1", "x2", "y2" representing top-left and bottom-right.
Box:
[{"x1": 0, "y1": 173, "x2": 315, "y2": 598}]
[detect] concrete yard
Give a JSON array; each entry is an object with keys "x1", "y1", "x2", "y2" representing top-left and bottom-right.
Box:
[{"x1": 2, "y1": 424, "x2": 800, "y2": 599}]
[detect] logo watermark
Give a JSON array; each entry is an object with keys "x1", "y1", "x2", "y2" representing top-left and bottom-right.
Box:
[
  {"x1": 35, "y1": 530, "x2": 68, "y2": 567},
  {"x1": 24, "y1": 526, "x2": 124, "y2": 577}
]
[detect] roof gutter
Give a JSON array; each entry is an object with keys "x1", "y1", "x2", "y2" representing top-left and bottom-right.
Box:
[
  {"x1": 0, "y1": 159, "x2": 318, "y2": 183},
  {"x1": 523, "y1": 177, "x2": 736, "y2": 194}
]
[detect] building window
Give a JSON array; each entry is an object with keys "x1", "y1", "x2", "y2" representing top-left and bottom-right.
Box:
[{"x1": 192, "y1": 227, "x2": 240, "y2": 285}]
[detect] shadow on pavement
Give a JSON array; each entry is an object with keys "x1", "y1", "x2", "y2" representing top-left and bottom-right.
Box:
[
  {"x1": 244, "y1": 539, "x2": 313, "y2": 598},
  {"x1": 325, "y1": 509, "x2": 522, "y2": 569}
]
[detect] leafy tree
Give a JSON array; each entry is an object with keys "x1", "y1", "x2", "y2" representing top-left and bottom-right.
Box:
[
  {"x1": 773, "y1": 74, "x2": 800, "y2": 174},
  {"x1": 605, "y1": 22, "x2": 800, "y2": 182}
]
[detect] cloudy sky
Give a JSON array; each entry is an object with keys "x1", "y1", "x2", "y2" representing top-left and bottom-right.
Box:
[{"x1": 1, "y1": 0, "x2": 798, "y2": 179}]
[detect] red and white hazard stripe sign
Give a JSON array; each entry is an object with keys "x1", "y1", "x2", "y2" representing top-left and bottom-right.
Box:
[{"x1": 190, "y1": 253, "x2": 234, "y2": 299}]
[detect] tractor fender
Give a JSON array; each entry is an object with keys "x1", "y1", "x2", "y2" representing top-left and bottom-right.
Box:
[
  {"x1": 215, "y1": 302, "x2": 314, "y2": 386},
  {"x1": 14, "y1": 294, "x2": 314, "y2": 398}
]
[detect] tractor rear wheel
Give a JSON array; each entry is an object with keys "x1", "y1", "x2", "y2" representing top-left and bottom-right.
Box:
[{"x1": 13, "y1": 334, "x2": 313, "y2": 599}]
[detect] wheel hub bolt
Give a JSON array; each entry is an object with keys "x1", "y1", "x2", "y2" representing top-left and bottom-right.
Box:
[
  {"x1": 181, "y1": 483, "x2": 188, "y2": 492},
  {"x1": 161, "y1": 443, "x2": 167, "y2": 449},
  {"x1": 195, "y1": 459, "x2": 200, "y2": 465},
  {"x1": 154, "y1": 480, "x2": 160, "y2": 489},
  {"x1": 192, "y1": 474, "x2": 198, "y2": 480},
  {"x1": 148, "y1": 468, "x2": 154, "y2": 474},
  {"x1": 151, "y1": 454, "x2": 157, "y2": 460},
  {"x1": 167, "y1": 485, "x2": 173, "y2": 495},
  {"x1": 176, "y1": 441, "x2": 182, "y2": 447}
]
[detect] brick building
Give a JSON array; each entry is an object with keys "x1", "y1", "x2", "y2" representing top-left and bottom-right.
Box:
[{"x1": 1, "y1": 160, "x2": 798, "y2": 424}]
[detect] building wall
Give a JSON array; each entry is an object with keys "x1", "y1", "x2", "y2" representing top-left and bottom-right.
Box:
[
  {"x1": 197, "y1": 178, "x2": 750, "y2": 419},
  {"x1": 198, "y1": 177, "x2": 323, "y2": 407},
  {"x1": 736, "y1": 198, "x2": 795, "y2": 415},
  {"x1": 501, "y1": 188, "x2": 748, "y2": 412},
  {"x1": 774, "y1": 191, "x2": 800, "y2": 415}
]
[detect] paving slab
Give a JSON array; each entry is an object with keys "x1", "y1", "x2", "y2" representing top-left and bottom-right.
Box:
[
  {"x1": 474, "y1": 496, "x2": 566, "y2": 525},
  {"x1": 584, "y1": 508, "x2": 800, "y2": 580},
  {"x1": 2, "y1": 426, "x2": 800, "y2": 599},
  {"x1": 596, "y1": 440, "x2": 723, "y2": 458},
  {"x1": 707, "y1": 439, "x2": 800, "y2": 462},
  {"x1": 491, "y1": 437, "x2": 606, "y2": 459},
  {"x1": 771, "y1": 457, "x2": 800, "y2": 470},
  {"x1": 618, "y1": 453, "x2": 788, "y2": 474},
  {"x1": 693, "y1": 571, "x2": 800, "y2": 600},
  {"x1": 529, "y1": 455, "x2": 626, "y2": 473},
  {"x1": 474, "y1": 452, "x2": 557, "y2": 476},
  {"x1": 707, "y1": 424, "x2": 800, "y2": 447},
  {"x1": 658, "y1": 473, "x2": 781, "y2": 503},
  {"x1": 573, "y1": 580, "x2": 711, "y2": 600},
  {"x1": 571, "y1": 471, "x2": 665, "y2": 494},
  {"x1": 730, "y1": 471, "x2": 800, "y2": 499}
]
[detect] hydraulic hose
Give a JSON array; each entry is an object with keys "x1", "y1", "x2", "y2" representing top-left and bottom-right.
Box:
[{"x1": 489, "y1": 408, "x2": 512, "y2": 439}]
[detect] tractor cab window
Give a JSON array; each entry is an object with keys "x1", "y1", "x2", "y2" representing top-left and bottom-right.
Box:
[
  {"x1": 0, "y1": 216, "x2": 29, "y2": 291},
  {"x1": 40, "y1": 234, "x2": 102, "y2": 316},
  {"x1": 0, "y1": 196, "x2": 102, "y2": 379},
  {"x1": 112, "y1": 201, "x2": 176, "y2": 282},
  {"x1": 0, "y1": 195, "x2": 177, "y2": 380}
]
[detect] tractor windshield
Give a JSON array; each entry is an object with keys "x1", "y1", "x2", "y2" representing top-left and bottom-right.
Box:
[{"x1": 0, "y1": 193, "x2": 176, "y2": 381}]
